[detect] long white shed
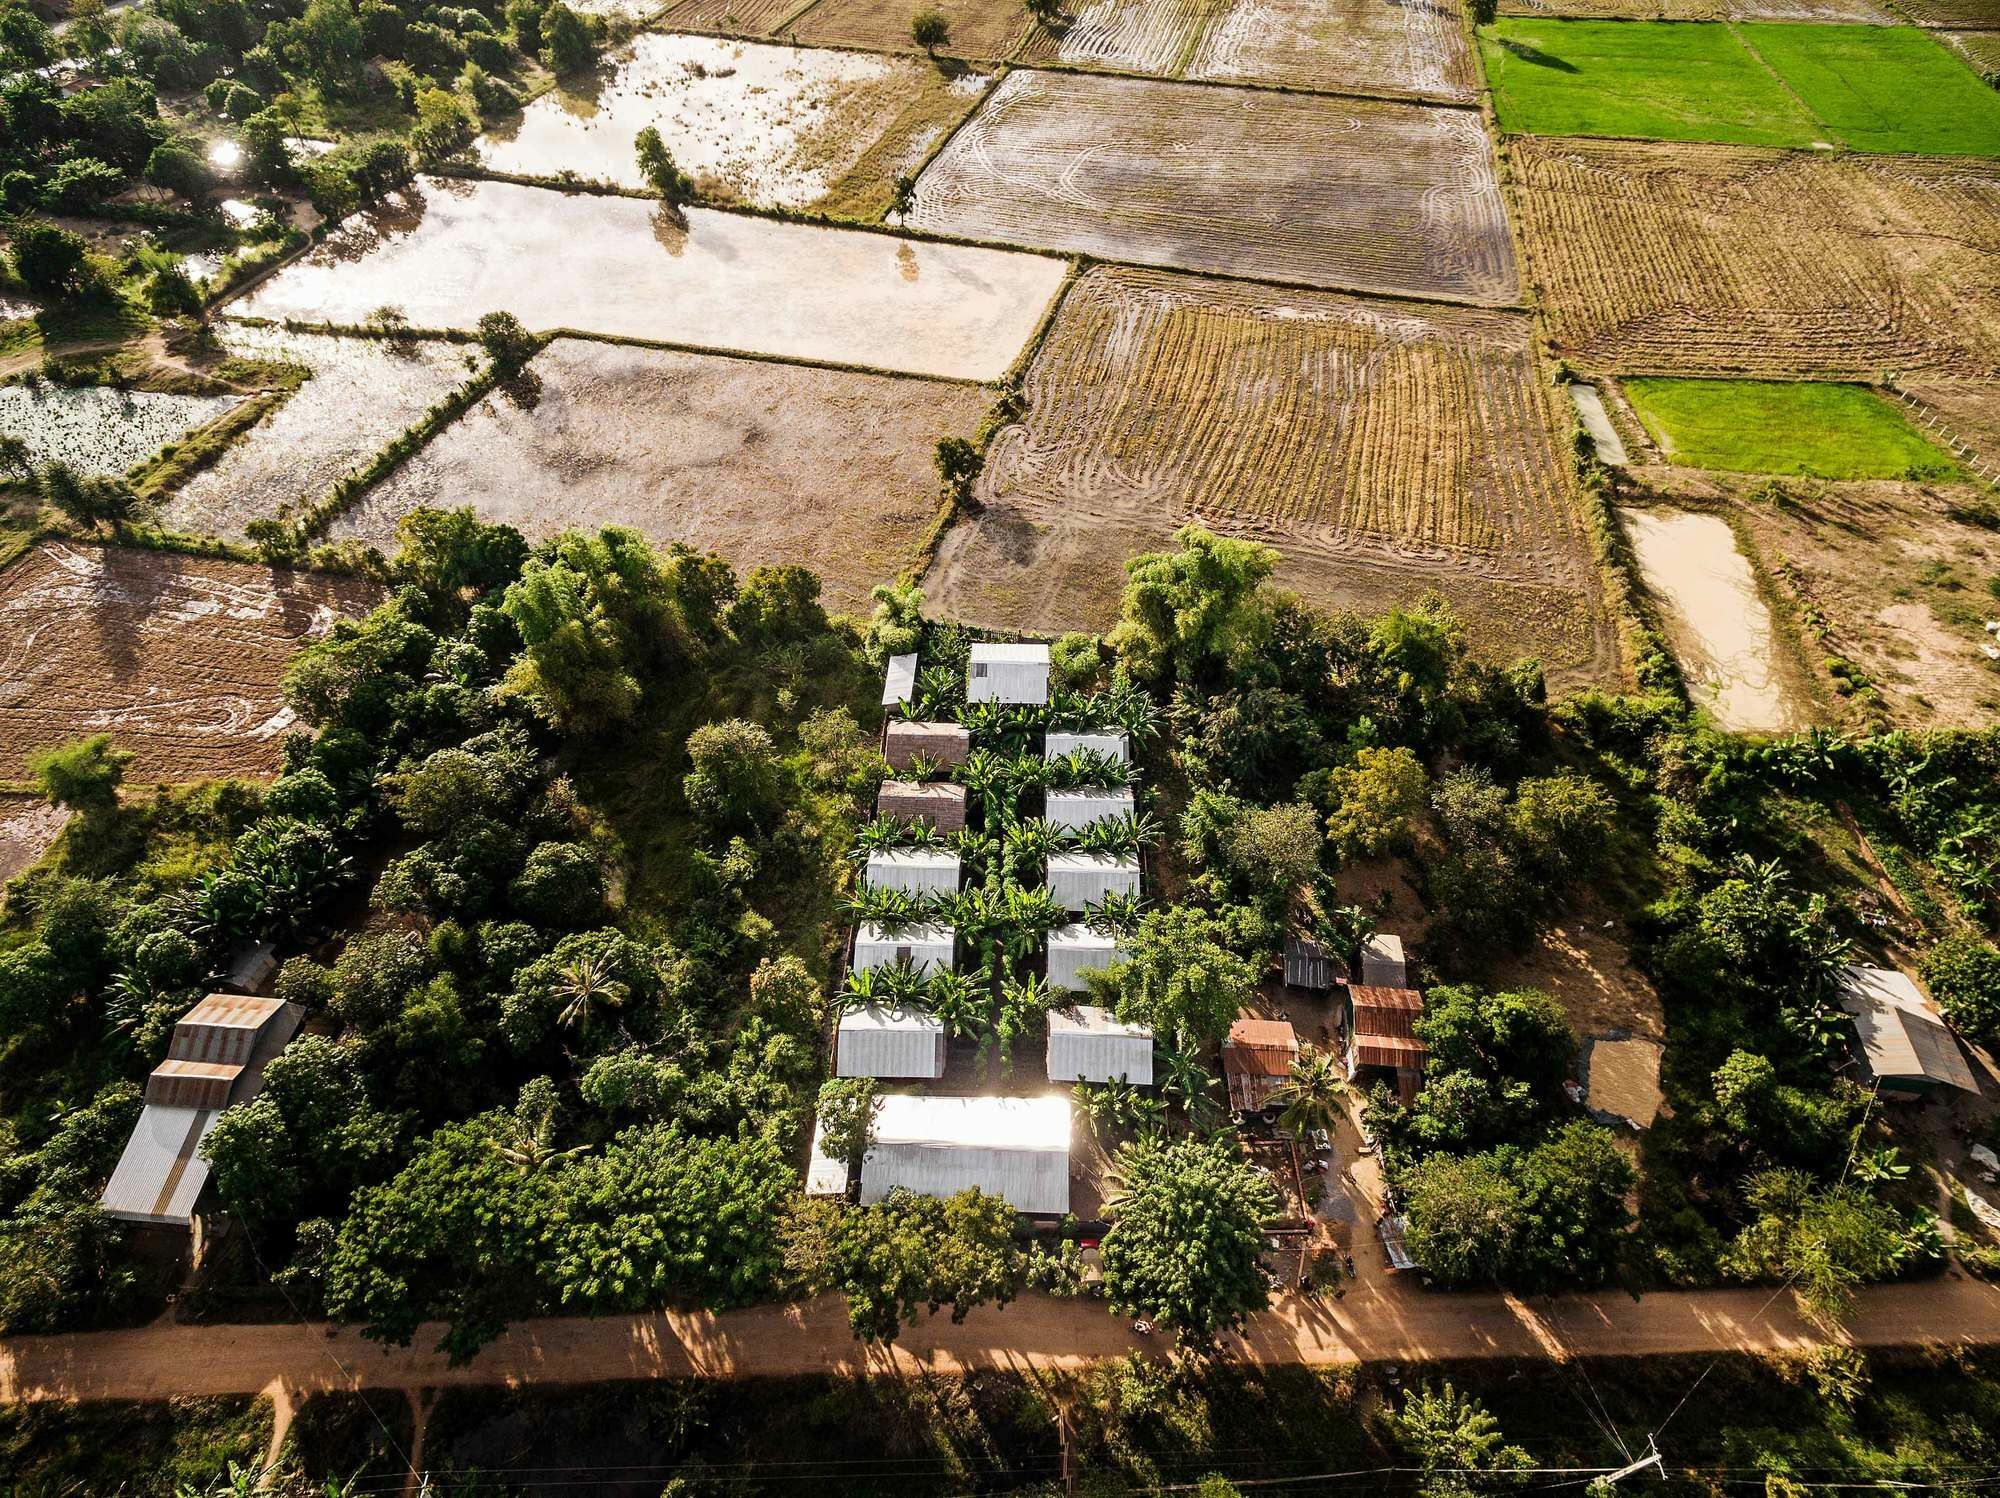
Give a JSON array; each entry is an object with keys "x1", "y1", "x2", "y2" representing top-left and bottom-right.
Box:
[
  {"x1": 853, "y1": 922, "x2": 956, "y2": 976},
  {"x1": 1046, "y1": 922, "x2": 1124, "y2": 992},
  {"x1": 968, "y1": 642, "x2": 1050, "y2": 705},
  {"x1": 1047, "y1": 1005, "x2": 1154, "y2": 1085},
  {"x1": 863, "y1": 848, "x2": 961, "y2": 898},
  {"x1": 1045, "y1": 786, "x2": 1135, "y2": 829},
  {"x1": 881, "y1": 653, "x2": 919, "y2": 708},
  {"x1": 1045, "y1": 730, "x2": 1128, "y2": 764},
  {"x1": 836, "y1": 1004, "x2": 947, "y2": 1079},
  {"x1": 860, "y1": 1094, "x2": 1072, "y2": 1217},
  {"x1": 1047, "y1": 851, "x2": 1139, "y2": 911}
]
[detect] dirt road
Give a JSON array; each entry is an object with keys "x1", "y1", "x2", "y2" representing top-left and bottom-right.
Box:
[{"x1": 5, "y1": 1274, "x2": 2000, "y2": 1405}]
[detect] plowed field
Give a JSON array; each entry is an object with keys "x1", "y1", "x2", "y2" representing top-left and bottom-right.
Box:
[
  {"x1": 664, "y1": 0, "x2": 808, "y2": 34},
  {"x1": 1890, "y1": 0, "x2": 2000, "y2": 24},
  {"x1": 1015, "y1": 0, "x2": 1214, "y2": 74},
  {"x1": 1945, "y1": 30, "x2": 2000, "y2": 75},
  {"x1": 1187, "y1": 0, "x2": 1478, "y2": 98},
  {"x1": 1510, "y1": 138, "x2": 2000, "y2": 377},
  {"x1": 789, "y1": 0, "x2": 1032, "y2": 56},
  {"x1": 907, "y1": 71, "x2": 1515, "y2": 302},
  {"x1": 922, "y1": 266, "x2": 1613, "y2": 682},
  {"x1": 0, "y1": 542, "x2": 378, "y2": 781},
  {"x1": 335, "y1": 340, "x2": 989, "y2": 614}
]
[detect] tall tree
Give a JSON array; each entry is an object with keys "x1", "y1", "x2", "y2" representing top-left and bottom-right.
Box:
[{"x1": 1100, "y1": 1134, "x2": 1276, "y2": 1336}]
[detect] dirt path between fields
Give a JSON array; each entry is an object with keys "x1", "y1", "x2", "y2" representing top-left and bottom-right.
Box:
[{"x1": 5, "y1": 1276, "x2": 2000, "y2": 1405}]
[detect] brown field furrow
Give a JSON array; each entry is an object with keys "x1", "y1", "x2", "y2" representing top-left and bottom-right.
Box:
[
  {"x1": 0, "y1": 542, "x2": 378, "y2": 782},
  {"x1": 1512, "y1": 138, "x2": 2000, "y2": 378},
  {"x1": 789, "y1": 0, "x2": 1032, "y2": 56},
  {"x1": 923, "y1": 266, "x2": 1612, "y2": 683},
  {"x1": 909, "y1": 70, "x2": 1517, "y2": 303},
  {"x1": 663, "y1": 0, "x2": 803, "y2": 32},
  {"x1": 1014, "y1": 0, "x2": 1215, "y2": 73},
  {"x1": 1889, "y1": 0, "x2": 2000, "y2": 24},
  {"x1": 1187, "y1": 0, "x2": 1478, "y2": 98}
]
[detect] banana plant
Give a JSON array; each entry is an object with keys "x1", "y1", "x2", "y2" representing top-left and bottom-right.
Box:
[
  {"x1": 1156, "y1": 1036, "x2": 1219, "y2": 1123},
  {"x1": 933, "y1": 885, "x2": 996, "y2": 944},
  {"x1": 1102, "y1": 677, "x2": 1163, "y2": 743},
  {"x1": 927, "y1": 967, "x2": 993, "y2": 1040},
  {"x1": 840, "y1": 965, "x2": 885, "y2": 1008},
  {"x1": 996, "y1": 972, "x2": 1054, "y2": 1070},
  {"x1": 1048, "y1": 747, "x2": 1132, "y2": 791},
  {"x1": 1006, "y1": 817, "x2": 1059, "y2": 881},
  {"x1": 1000, "y1": 884, "x2": 1068, "y2": 942},
  {"x1": 959, "y1": 746, "x2": 1007, "y2": 801},
  {"x1": 849, "y1": 814, "x2": 941, "y2": 861},
  {"x1": 876, "y1": 959, "x2": 934, "y2": 1013},
  {"x1": 903, "y1": 751, "x2": 946, "y2": 783},
  {"x1": 1073, "y1": 810, "x2": 1160, "y2": 858},
  {"x1": 1083, "y1": 889, "x2": 1145, "y2": 936},
  {"x1": 913, "y1": 664, "x2": 963, "y2": 718},
  {"x1": 842, "y1": 883, "x2": 925, "y2": 932}
]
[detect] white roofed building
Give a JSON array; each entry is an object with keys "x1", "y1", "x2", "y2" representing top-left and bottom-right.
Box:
[
  {"x1": 882, "y1": 652, "x2": 919, "y2": 707},
  {"x1": 968, "y1": 642, "x2": 1050, "y2": 705},
  {"x1": 836, "y1": 1004, "x2": 947, "y2": 1079},
  {"x1": 863, "y1": 848, "x2": 961, "y2": 898},
  {"x1": 1047, "y1": 1005, "x2": 1153, "y2": 1084},
  {"x1": 1359, "y1": 933, "x2": 1408, "y2": 989},
  {"x1": 858, "y1": 1094, "x2": 1072, "y2": 1216},
  {"x1": 1046, "y1": 730, "x2": 1128, "y2": 764},
  {"x1": 1046, "y1": 786, "x2": 1135, "y2": 830},
  {"x1": 1840, "y1": 963, "x2": 1978, "y2": 1100},
  {"x1": 1046, "y1": 922, "x2": 1124, "y2": 992},
  {"x1": 1047, "y1": 851, "x2": 1139, "y2": 911},
  {"x1": 853, "y1": 922, "x2": 955, "y2": 977}
]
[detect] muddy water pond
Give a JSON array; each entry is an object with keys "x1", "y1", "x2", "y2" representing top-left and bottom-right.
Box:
[
  {"x1": 0, "y1": 383, "x2": 241, "y2": 476},
  {"x1": 1622, "y1": 507, "x2": 1806, "y2": 733},
  {"x1": 478, "y1": 34, "x2": 985, "y2": 209},
  {"x1": 235, "y1": 176, "x2": 1065, "y2": 380},
  {"x1": 164, "y1": 325, "x2": 479, "y2": 539}
]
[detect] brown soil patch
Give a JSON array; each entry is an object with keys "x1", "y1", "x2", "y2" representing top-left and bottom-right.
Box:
[
  {"x1": 1509, "y1": 138, "x2": 2000, "y2": 378},
  {"x1": 0, "y1": 794, "x2": 68, "y2": 886},
  {"x1": 1186, "y1": 0, "x2": 1479, "y2": 98},
  {"x1": 336, "y1": 340, "x2": 989, "y2": 615},
  {"x1": 1623, "y1": 466, "x2": 2000, "y2": 727},
  {"x1": 1582, "y1": 1035, "x2": 1665, "y2": 1129},
  {"x1": 664, "y1": 0, "x2": 810, "y2": 34},
  {"x1": 922, "y1": 266, "x2": 1617, "y2": 686},
  {"x1": 1945, "y1": 31, "x2": 2000, "y2": 75},
  {"x1": 1899, "y1": 378, "x2": 2000, "y2": 477},
  {"x1": 789, "y1": 0, "x2": 1033, "y2": 57},
  {"x1": 0, "y1": 542, "x2": 379, "y2": 782},
  {"x1": 1894, "y1": 0, "x2": 2000, "y2": 23},
  {"x1": 908, "y1": 71, "x2": 1517, "y2": 304},
  {"x1": 1014, "y1": 0, "x2": 1216, "y2": 75},
  {"x1": 1484, "y1": 905, "x2": 1665, "y2": 1041}
]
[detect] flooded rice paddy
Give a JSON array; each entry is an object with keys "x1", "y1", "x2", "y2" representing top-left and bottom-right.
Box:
[
  {"x1": 334, "y1": 338, "x2": 989, "y2": 612},
  {"x1": 479, "y1": 34, "x2": 986, "y2": 211},
  {"x1": 0, "y1": 383, "x2": 241, "y2": 476},
  {"x1": 1621, "y1": 507, "x2": 1804, "y2": 733},
  {"x1": 163, "y1": 325, "x2": 478, "y2": 539},
  {"x1": 235, "y1": 176, "x2": 1066, "y2": 380},
  {"x1": 907, "y1": 71, "x2": 1517, "y2": 302}
]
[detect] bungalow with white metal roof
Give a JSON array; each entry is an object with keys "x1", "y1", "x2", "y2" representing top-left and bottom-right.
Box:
[
  {"x1": 858, "y1": 1094, "x2": 1072, "y2": 1216},
  {"x1": 863, "y1": 847, "x2": 961, "y2": 898},
  {"x1": 835, "y1": 1004, "x2": 948, "y2": 1080},
  {"x1": 1046, "y1": 851, "x2": 1139, "y2": 911},
  {"x1": 852, "y1": 922, "x2": 955, "y2": 977},
  {"x1": 1045, "y1": 786, "x2": 1135, "y2": 830},
  {"x1": 1047, "y1": 1005, "x2": 1154, "y2": 1085},
  {"x1": 967, "y1": 642, "x2": 1050, "y2": 705},
  {"x1": 1045, "y1": 730, "x2": 1128, "y2": 764},
  {"x1": 1046, "y1": 922, "x2": 1124, "y2": 992}
]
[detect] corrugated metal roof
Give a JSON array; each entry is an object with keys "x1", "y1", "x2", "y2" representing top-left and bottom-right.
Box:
[
  {"x1": 1045, "y1": 731, "x2": 1128, "y2": 763},
  {"x1": 1359, "y1": 934, "x2": 1407, "y2": 988},
  {"x1": 853, "y1": 923, "x2": 956, "y2": 975},
  {"x1": 101, "y1": 1105, "x2": 220, "y2": 1227},
  {"x1": 1047, "y1": 923, "x2": 1124, "y2": 992},
  {"x1": 1380, "y1": 1213, "x2": 1416, "y2": 1271},
  {"x1": 145, "y1": 1060, "x2": 242, "y2": 1111},
  {"x1": 882, "y1": 653, "x2": 919, "y2": 707},
  {"x1": 836, "y1": 1005, "x2": 947, "y2": 1079},
  {"x1": 1047, "y1": 1006, "x2": 1153, "y2": 1084},
  {"x1": 864, "y1": 849, "x2": 961, "y2": 895},
  {"x1": 1841, "y1": 964, "x2": 1976, "y2": 1093},
  {"x1": 1284, "y1": 936, "x2": 1335, "y2": 990},
  {"x1": 969, "y1": 643, "x2": 1051, "y2": 665},
  {"x1": 1045, "y1": 787, "x2": 1135, "y2": 828},
  {"x1": 1352, "y1": 1035, "x2": 1426, "y2": 1067},
  {"x1": 1046, "y1": 852, "x2": 1140, "y2": 910},
  {"x1": 1226, "y1": 1017, "x2": 1298, "y2": 1056},
  {"x1": 968, "y1": 643, "x2": 1050, "y2": 704},
  {"x1": 861, "y1": 1094, "x2": 1071, "y2": 1216}
]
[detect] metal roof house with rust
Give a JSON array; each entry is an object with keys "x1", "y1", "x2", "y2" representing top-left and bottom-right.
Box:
[
  {"x1": 876, "y1": 779, "x2": 968, "y2": 833},
  {"x1": 884, "y1": 720, "x2": 971, "y2": 771},
  {"x1": 967, "y1": 642, "x2": 1050, "y2": 705},
  {"x1": 1840, "y1": 963, "x2": 1977, "y2": 1100},
  {"x1": 101, "y1": 993, "x2": 303, "y2": 1229},
  {"x1": 1223, "y1": 1016, "x2": 1298, "y2": 1113},
  {"x1": 1347, "y1": 985, "x2": 1426, "y2": 1103}
]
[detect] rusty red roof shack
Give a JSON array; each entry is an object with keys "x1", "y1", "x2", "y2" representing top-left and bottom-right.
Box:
[{"x1": 1224, "y1": 1016, "x2": 1298, "y2": 1112}]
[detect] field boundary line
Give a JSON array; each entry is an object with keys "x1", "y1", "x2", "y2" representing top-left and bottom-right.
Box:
[
  {"x1": 1012, "y1": 248, "x2": 1531, "y2": 314},
  {"x1": 900, "y1": 64, "x2": 1011, "y2": 204},
  {"x1": 1726, "y1": 20, "x2": 1850, "y2": 149},
  {"x1": 767, "y1": 0, "x2": 835, "y2": 39},
  {"x1": 1006, "y1": 57, "x2": 1485, "y2": 109},
  {"x1": 535, "y1": 327, "x2": 999, "y2": 386},
  {"x1": 1883, "y1": 378, "x2": 2000, "y2": 488}
]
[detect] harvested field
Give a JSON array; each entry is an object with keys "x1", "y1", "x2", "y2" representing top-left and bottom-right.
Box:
[
  {"x1": 1015, "y1": 0, "x2": 1213, "y2": 75},
  {"x1": 922, "y1": 266, "x2": 1614, "y2": 683},
  {"x1": 1891, "y1": 0, "x2": 2000, "y2": 24},
  {"x1": 790, "y1": 0, "x2": 1032, "y2": 55},
  {"x1": 665, "y1": 0, "x2": 806, "y2": 30},
  {"x1": 908, "y1": 71, "x2": 1516, "y2": 302},
  {"x1": 162, "y1": 326, "x2": 476, "y2": 540},
  {"x1": 1509, "y1": 137, "x2": 2000, "y2": 378},
  {"x1": 1901, "y1": 378, "x2": 2000, "y2": 475},
  {"x1": 0, "y1": 541, "x2": 378, "y2": 782},
  {"x1": 1945, "y1": 30, "x2": 2000, "y2": 75},
  {"x1": 1186, "y1": 0, "x2": 1478, "y2": 99},
  {"x1": 477, "y1": 35, "x2": 988, "y2": 216},
  {"x1": 234, "y1": 176, "x2": 1067, "y2": 381},
  {"x1": 334, "y1": 340, "x2": 988, "y2": 614},
  {"x1": 0, "y1": 795, "x2": 68, "y2": 887},
  {"x1": 0, "y1": 383, "x2": 241, "y2": 476}
]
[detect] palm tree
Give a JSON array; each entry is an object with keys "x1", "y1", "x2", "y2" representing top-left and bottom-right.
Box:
[
  {"x1": 554, "y1": 949, "x2": 629, "y2": 1033},
  {"x1": 1270, "y1": 1047, "x2": 1347, "y2": 1143}
]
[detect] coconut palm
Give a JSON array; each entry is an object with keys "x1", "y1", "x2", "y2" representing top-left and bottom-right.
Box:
[
  {"x1": 554, "y1": 948, "x2": 629, "y2": 1033},
  {"x1": 1270, "y1": 1046, "x2": 1348, "y2": 1143}
]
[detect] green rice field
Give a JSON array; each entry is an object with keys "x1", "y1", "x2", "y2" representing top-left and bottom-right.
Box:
[{"x1": 1621, "y1": 377, "x2": 1965, "y2": 479}]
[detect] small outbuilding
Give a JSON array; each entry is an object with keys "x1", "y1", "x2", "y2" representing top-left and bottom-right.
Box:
[
  {"x1": 863, "y1": 848, "x2": 961, "y2": 898},
  {"x1": 1046, "y1": 730, "x2": 1129, "y2": 764},
  {"x1": 1047, "y1": 1005, "x2": 1154, "y2": 1085},
  {"x1": 1046, "y1": 922, "x2": 1124, "y2": 992},
  {"x1": 836, "y1": 1004, "x2": 948, "y2": 1079},
  {"x1": 1358, "y1": 933, "x2": 1408, "y2": 990},
  {"x1": 1347, "y1": 985, "x2": 1426, "y2": 1103},
  {"x1": 1284, "y1": 935, "x2": 1337, "y2": 991},
  {"x1": 967, "y1": 642, "x2": 1051, "y2": 705},
  {"x1": 1840, "y1": 963, "x2": 1977, "y2": 1100},
  {"x1": 884, "y1": 720, "x2": 971, "y2": 771},
  {"x1": 876, "y1": 779, "x2": 968, "y2": 833},
  {"x1": 881, "y1": 652, "x2": 919, "y2": 708},
  {"x1": 1046, "y1": 851, "x2": 1139, "y2": 911},
  {"x1": 1045, "y1": 786, "x2": 1135, "y2": 830},
  {"x1": 852, "y1": 921, "x2": 956, "y2": 977},
  {"x1": 1379, "y1": 1213, "x2": 1416, "y2": 1271},
  {"x1": 102, "y1": 993, "x2": 303, "y2": 1229},
  {"x1": 1223, "y1": 1016, "x2": 1298, "y2": 1113},
  {"x1": 859, "y1": 1094, "x2": 1072, "y2": 1216}
]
